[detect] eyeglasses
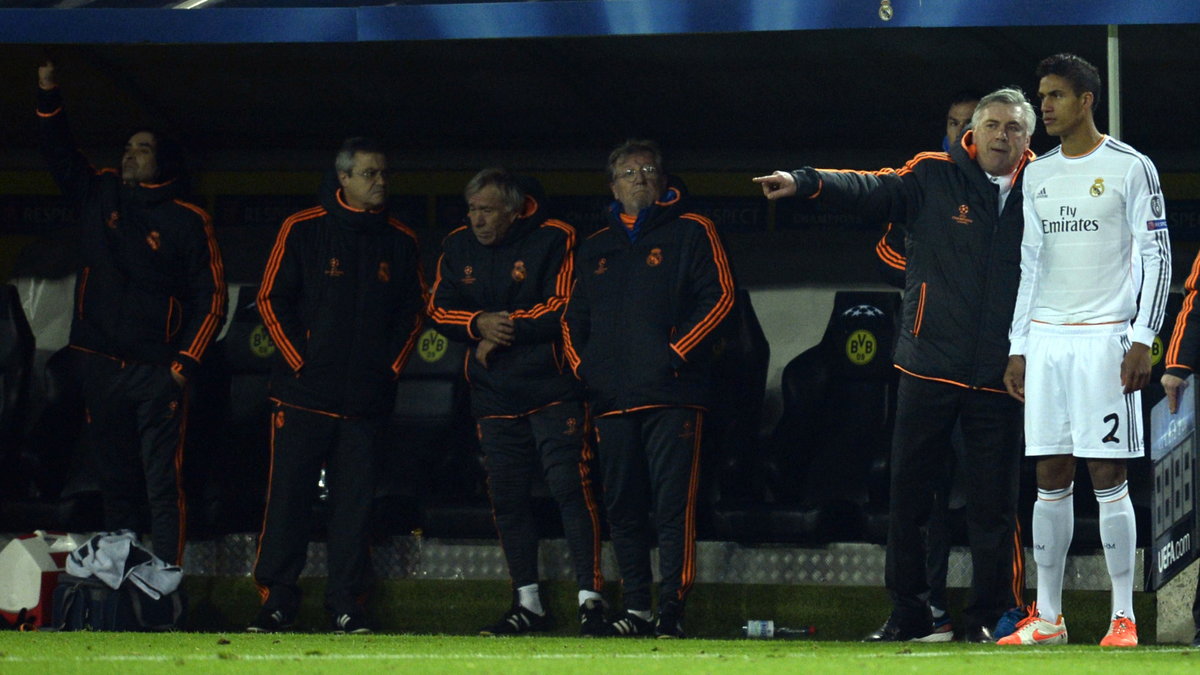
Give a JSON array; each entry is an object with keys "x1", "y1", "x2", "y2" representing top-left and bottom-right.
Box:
[
  {"x1": 352, "y1": 168, "x2": 391, "y2": 181},
  {"x1": 615, "y1": 165, "x2": 659, "y2": 182}
]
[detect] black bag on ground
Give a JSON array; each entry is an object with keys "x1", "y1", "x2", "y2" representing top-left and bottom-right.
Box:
[{"x1": 51, "y1": 573, "x2": 187, "y2": 631}]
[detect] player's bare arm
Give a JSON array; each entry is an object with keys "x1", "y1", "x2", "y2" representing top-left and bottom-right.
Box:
[
  {"x1": 1003, "y1": 355, "x2": 1026, "y2": 403},
  {"x1": 1120, "y1": 342, "x2": 1151, "y2": 394}
]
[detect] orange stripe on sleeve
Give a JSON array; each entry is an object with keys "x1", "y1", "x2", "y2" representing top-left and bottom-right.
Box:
[
  {"x1": 510, "y1": 220, "x2": 576, "y2": 320},
  {"x1": 175, "y1": 201, "x2": 228, "y2": 363},
  {"x1": 1167, "y1": 250, "x2": 1200, "y2": 366},
  {"x1": 257, "y1": 209, "x2": 323, "y2": 371},
  {"x1": 671, "y1": 215, "x2": 735, "y2": 358}
]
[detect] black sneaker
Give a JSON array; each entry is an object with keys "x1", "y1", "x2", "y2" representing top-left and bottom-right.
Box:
[
  {"x1": 479, "y1": 605, "x2": 549, "y2": 636},
  {"x1": 246, "y1": 606, "x2": 295, "y2": 633},
  {"x1": 655, "y1": 600, "x2": 685, "y2": 639},
  {"x1": 862, "y1": 617, "x2": 939, "y2": 642},
  {"x1": 605, "y1": 611, "x2": 656, "y2": 637},
  {"x1": 579, "y1": 598, "x2": 608, "y2": 637},
  {"x1": 1192, "y1": 628, "x2": 1200, "y2": 648},
  {"x1": 331, "y1": 612, "x2": 372, "y2": 635}
]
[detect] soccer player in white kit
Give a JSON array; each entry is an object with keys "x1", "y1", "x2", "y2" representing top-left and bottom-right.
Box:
[{"x1": 999, "y1": 54, "x2": 1171, "y2": 648}]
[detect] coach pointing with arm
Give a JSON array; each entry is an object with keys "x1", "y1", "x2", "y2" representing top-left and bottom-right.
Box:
[{"x1": 755, "y1": 88, "x2": 1035, "y2": 643}]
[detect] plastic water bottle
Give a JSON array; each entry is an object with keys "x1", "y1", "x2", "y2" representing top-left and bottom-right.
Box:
[{"x1": 742, "y1": 619, "x2": 816, "y2": 639}]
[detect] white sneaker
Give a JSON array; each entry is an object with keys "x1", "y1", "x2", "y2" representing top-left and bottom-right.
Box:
[{"x1": 996, "y1": 610, "x2": 1067, "y2": 645}]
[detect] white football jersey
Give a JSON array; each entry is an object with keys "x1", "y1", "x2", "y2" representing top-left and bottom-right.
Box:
[{"x1": 1009, "y1": 136, "x2": 1171, "y2": 353}]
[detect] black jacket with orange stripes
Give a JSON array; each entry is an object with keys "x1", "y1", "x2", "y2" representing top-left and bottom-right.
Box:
[
  {"x1": 790, "y1": 130, "x2": 1033, "y2": 392},
  {"x1": 37, "y1": 86, "x2": 227, "y2": 381},
  {"x1": 257, "y1": 180, "x2": 425, "y2": 418},
  {"x1": 1165, "y1": 249, "x2": 1200, "y2": 379},
  {"x1": 427, "y1": 178, "x2": 582, "y2": 418},
  {"x1": 563, "y1": 178, "x2": 736, "y2": 415}
]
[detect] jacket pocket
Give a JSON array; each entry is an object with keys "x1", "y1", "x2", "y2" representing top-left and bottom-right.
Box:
[{"x1": 912, "y1": 282, "x2": 927, "y2": 336}]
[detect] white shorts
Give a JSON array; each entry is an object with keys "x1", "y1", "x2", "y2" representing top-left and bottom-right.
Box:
[{"x1": 1023, "y1": 322, "x2": 1144, "y2": 459}]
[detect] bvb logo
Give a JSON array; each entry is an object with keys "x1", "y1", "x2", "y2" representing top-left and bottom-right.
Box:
[
  {"x1": 845, "y1": 329, "x2": 878, "y2": 365},
  {"x1": 646, "y1": 248, "x2": 663, "y2": 267},
  {"x1": 250, "y1": 324, "x2": 277, "y2": 358},
  {"x1": 418, "y1": 328, "x2": 448, "y2": 363},
  {"x1": 1151, "y1": 336, "x2": 1164, "y2": 367},
  {"x1": 1090, "y1": 178, "x2": 1105, "y2": 197}
]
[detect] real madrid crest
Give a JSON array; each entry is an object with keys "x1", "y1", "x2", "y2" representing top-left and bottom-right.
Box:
[
  {"x1": 463, "y1": 265, "x2": 476, "y2": 284},
  {"x1": 512, "y1": 260, "x2": 527, "y2": 282},
  {"x1": 1090, "y1": 178, "x2": 1105, "y2": 197},
  {"x1": 646, "y1": 247, "x2": 663, "y2": 267}
]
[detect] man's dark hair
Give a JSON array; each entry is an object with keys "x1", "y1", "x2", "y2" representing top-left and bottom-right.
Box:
[
  {"x1": 335, "y1": 137, "x2": 386, "y2": 175},
  {"x1": 1036, "y1": 53, "x2": 1101, "y2": 110},
  {"x1": 129, "y1": 129, "x2": 186, "y2": 184},
  {"x1": 948, "y1": 90, "x2": 983, "y2": 107}
]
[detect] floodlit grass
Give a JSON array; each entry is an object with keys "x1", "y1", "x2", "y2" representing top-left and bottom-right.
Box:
[{"x1": 0, "y1": 633, "x2": 1197, "y2": 674}]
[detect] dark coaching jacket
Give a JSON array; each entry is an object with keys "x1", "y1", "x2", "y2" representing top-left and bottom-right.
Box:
[
  {"x1": 37, "y1": 86, "x2": 227, "y2": 380},
  {"x1": 1166, "y1": 250, "x2": 1200, "y2": 379},
  {"x1": 791, "y1": 130, "x2": 1034, "y2": 392},
  {"x1": 426, "y1": 178, "x2": 582, "y2": 418},
  {"x1": 257, "y1": 182, "x2": 425, "y2": 418},
  {"x1": 563, "y1": 178, "x2": 736, "y2": 416}
]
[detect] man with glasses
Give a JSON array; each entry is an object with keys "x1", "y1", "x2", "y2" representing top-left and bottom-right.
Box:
[
  {"x1": 427, "y1": 168, "x2": 606, "y2": 636},
  {"x1": 755, "y1": 88, "x2": 1035, "y2": 643},
  {"x1": 563, "y1": 140, "x2": 736, "y2": 638},
  {"x1": 249, "y1": 137, "x2": 425, "y2": 634}
]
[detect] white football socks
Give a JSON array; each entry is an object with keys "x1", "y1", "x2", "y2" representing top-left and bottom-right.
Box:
[
  {"x1": 1096, "y1": 481, "x2": 1136, "y2": 623},
  {"x1": 1032, "y1": 482, "x2": 1074, "y2": 621}
]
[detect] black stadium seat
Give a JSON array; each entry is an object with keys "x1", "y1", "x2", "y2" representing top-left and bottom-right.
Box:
[
  {"x1": 208, "y1": 284, "x2": 273, "y2": 533},
  {"x1": 379, "y1": 325, "x2": 484, "y2": 536},
  {"x1": 761, "y1": 290, "x2": 901, "y2": 543},
  {"x1": 0, "y1": 284, "x2": 36, "y2": 500},
  {"x1": 700, "y1": 289, "x2": 770, "y2": 539}
]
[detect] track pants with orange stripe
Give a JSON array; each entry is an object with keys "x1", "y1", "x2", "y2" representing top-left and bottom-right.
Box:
[
  {"x1": 478, "y1": 401, "x2": 603, "y2": 593},
  {"x1": 80, "y1": 351, "x2": 189, "y2": 566},
  {"x1": 253, "y1": 403, "x2": 383, "y2": 615},
  {"x1": 594, "y1": 407, "x2": 702, "y2": 613},
  {"x1": 886, "y1": 374, "x2": 1022, "y2": 634}
]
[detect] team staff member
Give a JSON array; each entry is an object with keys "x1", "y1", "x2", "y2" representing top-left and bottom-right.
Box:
[
  {"x1": 563, "y1": 140, "x2": 735, "y2": 639},
  {"x1": 36, "y1": 61, "x2": 227, "y2": 566},
  {"x1": 1161, "y1": 251, "x2": 1200, "y2": 650},
  {"x1": 249, "y1": 138, "x2": 424, "y2": 634},
  {"x1": 755, "y1": 87, "x2": 1035, "y2": 643},
  {"x1": 874, "y1": 92, "x2": 1027, "y2": 641},
  {"x1": 1001, "y1": 53, "x2": 1171, "y2": 649},
  {"x1": 428, "y1": 168, "x2": 605, "y2": 636}
]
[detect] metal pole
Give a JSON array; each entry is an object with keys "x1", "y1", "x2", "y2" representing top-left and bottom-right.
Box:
[{"x1": 1107, "y1": 25, "x2": 1121, "y2": 140}]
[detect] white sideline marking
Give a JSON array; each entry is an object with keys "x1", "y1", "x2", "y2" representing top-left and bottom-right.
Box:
[{"x1": 0, "y1": 648, "x2": 1192, "y2": 663}]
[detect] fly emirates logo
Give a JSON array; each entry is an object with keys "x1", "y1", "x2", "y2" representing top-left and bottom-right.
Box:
[{"x1": 1041, "y1": 205, "x2": 1099, "y2": 234}]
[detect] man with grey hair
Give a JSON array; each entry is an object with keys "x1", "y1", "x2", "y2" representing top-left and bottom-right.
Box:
[
  {"x1": 755, "y1": 87, "x2": 1036, "y2": 643},
  {"x1": 428, "y1": 168, "x2": 605, "y2": 636},
  {"x1": 249, "y1": 137, "x2": 425, "y2": 634}
]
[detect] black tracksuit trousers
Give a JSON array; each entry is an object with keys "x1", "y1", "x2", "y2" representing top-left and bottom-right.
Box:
[
  {"x1": 253, "y1": 402, "x2": 382, "y2": 615},
  {"x1": 478, "y1": 401, "x2": 603, "y2": 592},
  {"x1": 80, "y1": 351, "x2": 189, "y2": 566},
  {"x1": 886, "y1": 374, "x2": 1022, "y2": 634},
  {"x1": 594, "y1": 407, "x2": 703, "y2": 612}
]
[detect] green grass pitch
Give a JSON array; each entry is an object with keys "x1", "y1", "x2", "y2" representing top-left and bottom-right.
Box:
[{"x1": 1, "y1": 632, "x2": 1198, "y2": 673}]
